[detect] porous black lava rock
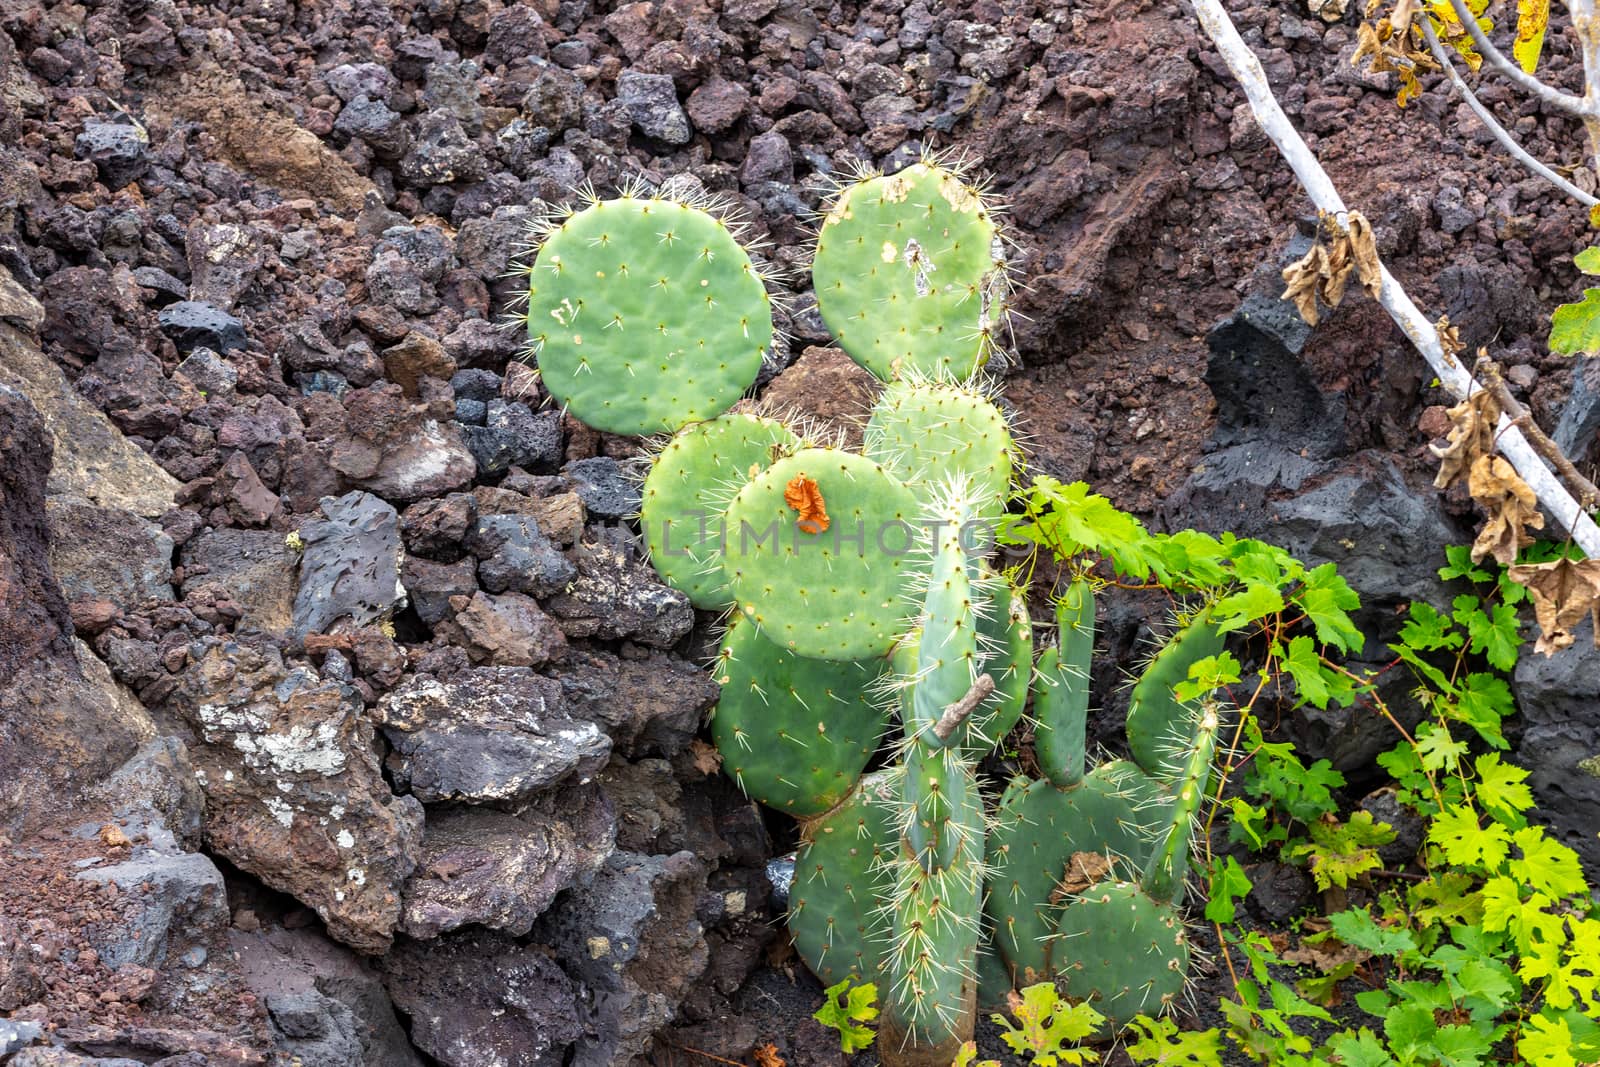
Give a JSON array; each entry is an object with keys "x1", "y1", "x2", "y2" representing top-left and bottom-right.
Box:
[
  {"x1": 157, "y1": 301, "x2": 247, "y2": 353},
  {"x1": 73, "y1": 122, "x2": 148, "y2": 190}
]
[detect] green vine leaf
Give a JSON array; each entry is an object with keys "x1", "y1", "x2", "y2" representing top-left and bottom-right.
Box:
[
  {"x1": 1549, "y1": 248, "x2": 1600, "y2": 354},
  {"x1": 812, "y1": 979, "x2": 878, "y2": 1053},
  {"x1": 1513, "y1": 0, "x2": 1550, "y2": 72}
]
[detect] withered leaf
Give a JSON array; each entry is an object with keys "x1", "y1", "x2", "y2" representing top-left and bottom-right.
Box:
[
  {"x1": 1282, "y1": 243, "x2": 1330, "y2": 326},
  {"x1": 688, "y1": 738, "x2": 722, "y2": 776},
  {"x1": 1507, "y1": 556, "x2": 1600, "y2": 655},
  {"x1": 1430, "y1": 389, "x2": 1500, "y2": 490},
  {"x1": 1283, "y1": 937, "x2": 1369, "y2": 971},
  {"x1": 755, "y1": 1043, "x2": 787, "y2": 1067},
  {"x1": 1049, "y1": 851, "x2": 1113, "y2": 904},
  {"x1": 1345, "y1": 212, "x2": 1383, "y2": 298},
  {"x1": 1435, "y1": 315, "x2": 1465, "y2": 360},
  {"x1": 1467, "y1": 454, "x2": 1544, "y2": 566}
]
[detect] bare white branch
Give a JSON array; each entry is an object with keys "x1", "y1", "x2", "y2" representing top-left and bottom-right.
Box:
[
  {"x1": 1420, "y1": 20, "x2": 1598, "y2": 206},
  {"x1": 1443, "y1": 0, "x2": 1591, "y2": 115},
  {"x1": 1187, "y1": 0, "x2": 1600, "y2": 558}
]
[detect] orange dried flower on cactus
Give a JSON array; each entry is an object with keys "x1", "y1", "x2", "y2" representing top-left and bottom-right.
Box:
[{"x1": 783, "y1": 474, "x2": 829, "y2": 535}]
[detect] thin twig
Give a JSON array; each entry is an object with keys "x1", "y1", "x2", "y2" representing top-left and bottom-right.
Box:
[
  {"x1": 1420, "y1": 20, "x2": 1598, "y2": 207},
  {"x1": 1476, "y1": 358, "x2": 1600, "y2": 507},
  {"x1": 932, "y1": 674, "x2": 995, "y2": 741},
  {"x1": 1442, "y1": 0, "x2": 1590, "y2": 116},
  {"x1": 1187, "y1": 0, "x2": 1600, "y2": 558}
]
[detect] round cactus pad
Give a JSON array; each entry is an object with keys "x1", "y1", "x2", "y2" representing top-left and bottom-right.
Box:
[
  {"x1": 813, "y1": 162, "x2": 1005, "y2": 380},
  {"x1": 641, "y1": 413, "x2": 799, "y2": 608},
  {"x1": 526, "y1": 196, "x2": 772, "y2": 434},
  {"x1": 722, "y1": 449, "x2": 919, "y2": 660},
  {"x1": 865, "y1": 378, "x2": 1015, "y2": 521},
  {"x1": 1053, "y1": 881, "x2": 1190, "y2": 1029},
  {"x1": 711, "y1": 613, "x2": 891, "y2": 817}
]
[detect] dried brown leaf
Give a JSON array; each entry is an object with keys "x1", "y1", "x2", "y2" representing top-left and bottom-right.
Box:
[
  {"x1": 1389, "y1": 0, "x2": 1421, "y2": 35},
  {"x1": 1345, "y1": 213, "x2": 1383, "y2": 298},
  {"x1": 1429, "y1": 389, "x2": 1500, "y2": 490},
  {"x1": 1322, "y1": 235, "x2": 1356, "y2": 309},
  {"x1": 1049, "y1": 851, "x2": 1113, "y2": 904},
  {"x1": 1436, "y1": 315, "x2": 1465, "y2": 359},
  {"x1": 1282, "y1": 244, "x2": 1329, "y2": 326},
  {"x1": 1467, "y1": 454, "x2": 1544, "y2": 566},
  {"x1": 1507, "y1": 556, "x2": 1600, "y2": 655},
  {"x1": 1283, "y1": 937, "x2": 1369, "y2": 971},
  {"x1": 688, "y1": 738, "x2": 722, "y2": 776},
  {"x1": 755, "y1": 1043, "x2": 787, "y2": 1067}
]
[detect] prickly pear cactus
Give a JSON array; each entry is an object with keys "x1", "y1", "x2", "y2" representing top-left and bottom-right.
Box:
[
  {"x1": 812, "y1": 160, "x2": 1009, "y2": 381},
  {"x1": 864, "y1": 375, "x2": 1017, "y2": 523},
  {"x1": 522, "y1": 191, "x2": 773, "y2": 434},
  {"x1": 640, "y1": 412, "x2": 799, "y2": 609},
  {"x1": 1125, "y1": 608, "x2": 1225, "y2": 778}
]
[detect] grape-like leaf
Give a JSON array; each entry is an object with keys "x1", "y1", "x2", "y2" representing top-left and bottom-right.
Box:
[
  {"x1": 1513, "y1": 0, "x2": 1550, "y2": 72},
  {"x1": 1550, "y1": 286, "x2": 1600, "y2": 355}
]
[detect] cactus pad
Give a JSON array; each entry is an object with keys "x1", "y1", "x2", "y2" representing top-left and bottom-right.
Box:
[
  {"x1": 642, "y1": 413, "x2": 799, "y2": 608},
  {"x1": 722, "y1": 449, "x2": 919, "y2": 660},
  {"x1": 789, "y1": 770, "x2": 900, "y2": 986},
  {"x1": 1051, "y1": 880, "x2": 1190, "y2": 1028},
  {"x1": 1125, "y1": 610, "x2": 1225, "y2": 779},
  {"x1": 865, "y1": 377, "x2": 1016, "y2": 522},
  {"x1": 711, "y1": 613, "x2": 891, "y2": 817},
  {"x1": 813, "y1": 162, "x2": 1007, "y2": 381},
  {"x1": 525, "y1": 195, "x2": 772, "y2": 434}
]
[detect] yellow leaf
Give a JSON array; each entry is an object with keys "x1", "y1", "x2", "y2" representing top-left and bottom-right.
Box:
[{"x1": 1513, "y1": 0, "x2": 1549, "y2": 73}]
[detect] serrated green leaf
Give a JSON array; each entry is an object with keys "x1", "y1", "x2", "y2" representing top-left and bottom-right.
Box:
[
  {"x1": 1123, "y1": 1016, "x2": 1224, "y2": 1065},
  {"x1": 814, "y1": 979, "x2": 878, "y2": 1053},
  {"x1": 1206, "y1": 855, "x2": 1252, "y2": 924},
  {"x1": 1428, "y1": 805, "x2": 1511, "y2": 870},
  {"x1": 1550, "y1": 286, "x2": 1600, "y2": 356},
  {"x1": 1298, "y1": 563, "x2": 1364, "y2": 654},
  {"x1": 1280, "y1": 635, "x2": 1331, "y2": 709},
  {"x1": 1510, "y1": 826, "x2": 1587, "y2": 898},
  {"x1": 1520, "y1": 1012, "x2": 1578, "y2": 1067},
  {"x1": 1575, "y1": 246, "x2": 1600, "y2": 275},
  {"x1": 1473, "y1": 753, "x2": 1534, "y2": 820},
  {"x1": 1212, "y1": 581, "x2": 1285, "y2": 634},
  {"x1": 994, "y1": 982, "x2": 1104, "y2": 1067},
  {"x1": 1325, "y1": 1027, "x2": 1394, "y2": 1067},
  {"x1": 1326, "y1": 908, "x2": 1418, "y2": 958}
]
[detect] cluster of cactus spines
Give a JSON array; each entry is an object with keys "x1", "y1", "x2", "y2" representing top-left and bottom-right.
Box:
[
  {"x1": 639, "y1": 412, "x2": 800, "y2": 609},
  {"x1": 1051, "y1": 703, "x2": 1220, "y2": 1030},
  {"x1": 710, "y1": 612, "x2": 891, "y2": 816},
  {"x1": 1124, "y1": 608, "x2": 1225, "y2": 778},
  {"x1": 812, "y1": 158, "x2": 1010, "y2": 382},
  {"x1": 721, "y1": 448, "x2": 920, "y2": 661},
  {"x1": 521, "y1": 188, "x2": 775, "y2": 434},
  {"x1": 864, "y1": 374, "x2": 1018, "y2": 523}
]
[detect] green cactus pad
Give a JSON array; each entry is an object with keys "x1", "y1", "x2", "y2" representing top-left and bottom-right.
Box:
[
  {"x1": 984, "y1": 763, "x2": 1168, "y2": 988},
  {"x1": 642, "y1": 413, "x2": 800, "y2": 608},
  {"x1": 1051, "y1": 881, "x2": 1190, "y2": 1029},
  {"x1": 721, "y1": 449, "x2": 920, "y2": 660},
  {"x1": 864, "y1": 378, "x2": 1016, "y2": 521},
  {"x1": 710, "y1": 613, "x2": 891, "y2": 817},
  {"x1": 525, "y1": 195, "x2": 772, "y2": 434},
  {"x1": 789, "y1": 770, "x2": 900, "y2": 986},
  {"x1": 1035, "y1": 579, "x2": 1095, "y2": 789},
  {"x1": 1125, "y1": 610, "x2": 1225, "y2": 779},
  {"x1": 813, "y1": 162, "x2": 1007, "y2": 381}
]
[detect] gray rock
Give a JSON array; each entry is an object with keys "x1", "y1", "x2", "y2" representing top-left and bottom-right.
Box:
[
  {"x1": 78, "y1": 851, "x2": 229, "y2": 969},
  {"x1": 74, "y1": 122, "x2": 148, "y2": 190},
  {"x1": 462, "y1": 402, "x2": 563, "y2": 477},
  {"x1": 377, "y1": 668, "x2": 610, "y2": 803},
  {"x1": 334, "y1": 96, "x2": 410, "y2": 157},
  {"x1": 534, "y1": 850, "x2": 709, "y2": 1067},
  {"x1": 326, "y1": 63, "x2": 398, "y2": 105},
  {"x1": 173, "y1": 347, "x2": 238, "y2": 398},
  {"x1": 131, "y1": 266, "x2": 188, "y2": 306},
  {"x1": 450, "y1": 368, "x2": 502, "y2": 401},
  {"x1": 46, "y1": 500, "x2": 175, "y2": 610},
  {"x1": 185, "y1": 221, "x2": 264, "y2": 311},
  {"x1": 742, "y1": 131, "x2": 793, "y2": 185},
  {"x1": 292, "y1": 491, "x2": 407, "y2": 639},
  {"x1": 87, "y1": 737, "x2": 207, "y2": 851},
  {"x1": 548, "y1": 648, "x2": 716, "y2": 757},
  {"x1": 400, "y1": 111, "x2": 488, "y2": 185},
  {"x1": 454, "y1": 398, "x2": 487, "y2": 425},
  {"x1": 1205, "y1": 285, "x2": 1345, "y2": 459},
  {"x1": 382, "y1": 931, "x2": 583, "y2": 1067},
  {"x1": 1553, "y1": 352, "x2": 1600, "y2": 464},
  {"x1": 179, "y1": 528, "x2": 298, "y2": 635},
  {"x1": 156, "y1": 301, "x2": 247, "y2": 353},
  {"x1": 546, "y1": 528, "x2": 693, "y2": 648},
  {"x1": 521, "y1": 64, "x2": 585, "y2": 131},
  {"x1": 467, "y1": 512, "x2": 575, "y2": 597},
  {"x1": 561, "y1": 456, "x2": 640, "y2": 519},
  {"x1": 400, "y1": 783, "x2": 615, "y2": 938},
  {"x1": 9, "y1": 1050, "x2": 146, "y2": 1066},
  {"x1": 166, "y1": 639, "x2": 425, "y2": 954},
  {"x1": 616, "y1": 70, "x2": 691, "y2": 144},
  {"x1": 0, "y1": 285, "x2": 179, "y2": 516},
  {"x1": 364, "y1": 248, "x2": 438, "y2": 316},
  {"x1": 1513, "y1": 618, "x2": 1600, "y2": 873},
  {"x1": 0, "y1": 1018, "x2": 42, "y2": 1056},
  {"x1": 401, "y1": 555, "x2": 478, "y2": 626},
  {"x1": 267, "y1": 990, "x2": 366, "y2": 1067},
  {"x1": 231, "y1": 923, "x2": 422, "y2": 1067}
]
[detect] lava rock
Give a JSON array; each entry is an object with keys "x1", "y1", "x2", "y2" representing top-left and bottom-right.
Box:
[
  {"x1": 264, "y1": 989, "x2": 365, "y2": 1067},
  {"x1": 292, "y1": 491, "x2": 407, "y2": 639},
  {"x1": 450, "y1": 368, "x2": 502, "y2": 402},
  {"x1": 742, "y1": 130, "x2": 793, "y2": 185},
  {"x1": 401, "y1": 493, "x2": 477, "y2": 559},
  {"x1": 462, "y1": 402, "x2": 563, "y2": 477},
  {"x1": 165, "y1": 638, "x2": 424, "y2": 954},
  {"x1": 383, "y1": 333, "x2": 457, "y2": 397},
  {"x1": 376, "y1": 667, "x2": 610, "y2": 804},
  {"x1": 401, "y1": 555, "x2": 479, "y2": 626},
  {"x1": 1554, "y1": 353, "x2": 1600, "y2": 466},
  {"x1": 616, "y1": 70, "x2": 691, "y2": 144},
  {"x1": 1513, "y1": 618, "x2": 1600, "y2": 873},
  {"x1": 46, "y1": 501, "x2": 175, "y2": 611},
  {"x1": 382, "y1": 931, "x2": 583, "y2": 1067},
  {"x1": 74, "y1": 122, "x2": 148, "y2": 190},
  {"x1": 466, "y1": 512, "x2": 574, "y2": 597},
  {"x1": 685, "y1": 78, "x2": 750, "y2": 133},
  {"x1": 334, "y1": 96, "x2": 411, "y2": 157},
  {"x1": 157, "y1": 301, "x2": 247, "y2": 354},
  {"x1": 545, "y1": 527, "x2": 693, "y2": 647},
  {"x1": 400, "y1": 783, "x2": 615, "y2": 938},
  {"x1": 77, "y1": 851, "x2": 229, "y2": 970},
  {"x1": 434, "y1": 590, "x2": 569, "y2": 667},
  {"x1": 173, "y1": 347, "x2": 238, "y2": 398},
  {"x1": 560, "y1": 457, "x2": 640, "y2": 520},
  {"x1": 178, "y1": 529, "x2": 298, "y2": 635},
  {"x1": 548, "y1": 648, "x2": 717, "y2": 758},
  {"x1": 400, "y1": 112, "x2": 488, "y2": 185}
]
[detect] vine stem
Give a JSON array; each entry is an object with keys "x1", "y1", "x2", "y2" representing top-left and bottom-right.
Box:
[{"x1": 1185, "y1": 0, "x2": 1600, "y2": 560}]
